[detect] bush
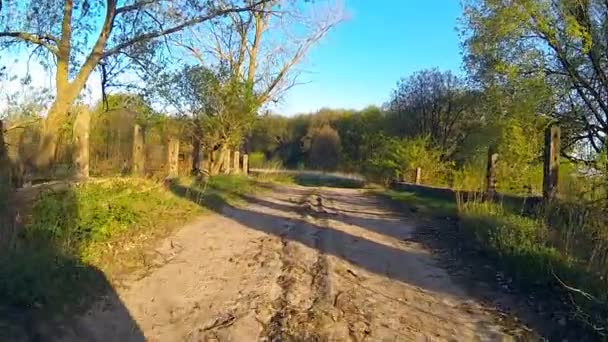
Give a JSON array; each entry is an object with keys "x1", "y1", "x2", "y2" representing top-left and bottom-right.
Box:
[
  {"x1": 362, "y1": 134, "x2": 450, "y2": 185},
  {"x1": 309, "y1": 124, "x2": 341, "y2": 171},
  {"x1": 0, "y1": 178, "x2": 203, "y2": 314},
  {"x1": 248, "y1": 151, "x2": 284, "y2": 170}
]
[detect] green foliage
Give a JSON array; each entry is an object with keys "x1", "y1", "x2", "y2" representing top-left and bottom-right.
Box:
[
  {"x1": 378, "y1": 189, "x2": 456, "y2": 218},
  {"x1": 363, "y1": 135, "x2": 449, "y2": 185},
  {"x1": 385, "y1": 69, "x2": 479, "y2": 156},
  {"x1": 459, "y1": 200, "x2": 608, "y2": 332},
  {"x1": 463, "y1": 0, "x2": 607, "y2": 155},
  {"x1": 248, "y1": 152, "x2": 267, "y2": 169},
  {"x1": 0, "y1": 178, "x2": 203, "y2": 314},
  {"x1": 308, "y1": 124, "x2": 341, "y2": 171},
  {"x1": 460, "y1": 202, "x2": 561, "y2": 282},
  {"x1": 248, "y1": 151, "x2": 283, "y2": 170}
]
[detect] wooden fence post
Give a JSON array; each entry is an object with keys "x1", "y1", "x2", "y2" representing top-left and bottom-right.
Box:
[
  {"x1": 132, "y1": 124, "x2": 145, "y2": 176},
  {"x1": 233, "y1": 151, "x2": 240, "y2": 174},
  {"x1": 415, "y1": 167, "x2": 422, "y2": 185},
  {"x1": 222, "y1": 149, "x2": 232, "y2": 174},
  {"x1": 191, "y1": 138, "x2": 202, "y2": 175},
  {"x1": 0, "y1": 120, "x2": 8, "y2": 185},
  {"x1": 72, "y1": 108, "x2": 90, "y2": 179},
  {"x1": 200, "y1": 150, "x2": 207, "y2": 175},
  {"x1": 485, "y1": 145, "x2": 498, "y2": 200},
  {"x1": 242, "y1": 154, "x2": 249, "y2": 174},
  {"x1": 167, "y1": 136, "x2": 179, "y2": 178},
  {"x1": 543, "y1": 124, "x2": 560, "y2": 202}
]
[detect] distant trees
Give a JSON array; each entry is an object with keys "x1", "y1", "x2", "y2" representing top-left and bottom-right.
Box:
[
  {"x1": 308, "y1": 124, "x2": 341, "y2": 171},
  {"x1": 385, "y1": 69, "x2": 479, "y2": 158},
  {"x1": 0, "y1": 0, "x2": 273, "y2": 168}
]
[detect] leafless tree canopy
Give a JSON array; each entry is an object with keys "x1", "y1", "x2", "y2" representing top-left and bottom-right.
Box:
[{"x1": 174, "y1": 0, "x2": 345, "y2": 107}]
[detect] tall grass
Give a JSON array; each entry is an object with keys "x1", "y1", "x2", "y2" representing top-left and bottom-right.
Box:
[{"x1": 458, "y1": 198, "x2": 608, "y2": 334}]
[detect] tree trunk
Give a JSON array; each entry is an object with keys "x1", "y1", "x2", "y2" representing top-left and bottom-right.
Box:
[
  {"x1": 72, "y1": 108, "x2": 90, "y2": 179},
  {"x1": 210, "y1": 146, "x2": 227, "y2": 176},
  {"x1": 36, "y1": 91, "x2": 75, "y2": 169}
]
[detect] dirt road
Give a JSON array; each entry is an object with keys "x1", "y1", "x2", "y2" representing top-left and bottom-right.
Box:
[{"x1": 57, "y1": 184, "x2": 530, "y2": 341}]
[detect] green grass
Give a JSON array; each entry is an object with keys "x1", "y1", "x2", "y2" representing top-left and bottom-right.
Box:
[
  {"x1": 0, "y1": 177, "x2": 204, "y2": 323},
  {"x1": 459, "y1": 202, "x2": 564, "y2": 284},
  {"x1": 382, "y1": 188, "x2": 607, "y2": 335},
  {"x1": 172, "y1": 174, "x2": 264, "y2": 208},
  {"x1": 377, "y1": 189, "x2": 456, "y2": 218},
  {"x1": 459, "y1": 201, "x2": 608, "y2": 334}
]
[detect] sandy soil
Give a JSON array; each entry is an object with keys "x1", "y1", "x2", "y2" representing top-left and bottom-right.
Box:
[{"x1": 55, "y1": 184, "x2": 531, "y2": 341}]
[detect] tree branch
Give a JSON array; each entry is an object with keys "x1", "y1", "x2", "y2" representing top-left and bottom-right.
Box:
[
  {"x1": 102, "y1": 2, "x2": 270, "y2": 59},
  {"x1": 0, "y1": 32, "x2": 58, "y2": 55},
  {"x1": 116, "y1": 0, "x2": 156, "y2": 14}
]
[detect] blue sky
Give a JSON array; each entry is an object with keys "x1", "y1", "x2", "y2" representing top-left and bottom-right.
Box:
[
  {"x1": 1, "y1": 1, "x2": 465, "y2": 115},
  {"x1": 276, "y1": 0, "x2": 465, "y2": 115}
]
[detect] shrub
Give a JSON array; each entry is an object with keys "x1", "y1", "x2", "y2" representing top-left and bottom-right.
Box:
[
  {"x1": 362, "y1": 134, "x2": 450, "y2": 186},
  {"x1": 309, "y1": 124, "x2": 341, "y2": 171},
  {"x1": 0, "y1": 178, "x2": 203, "y2": 314}
]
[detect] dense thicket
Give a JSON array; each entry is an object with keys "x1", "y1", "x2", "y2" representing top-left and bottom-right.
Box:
[{"x1": 246, "y1": 68, "x2": 559, "y2": 193}]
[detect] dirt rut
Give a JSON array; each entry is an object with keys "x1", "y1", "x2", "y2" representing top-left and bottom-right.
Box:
[{"x1": 55, "y1": 184, "x2": 531, "y2": 341}]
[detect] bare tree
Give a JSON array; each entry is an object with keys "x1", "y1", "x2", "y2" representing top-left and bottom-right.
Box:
[
  {"x1": 175, "y1": 0, "x2": 345, "y2": 107},
  {"x1": 168, "y1": 0, "x2": 344, "y2": 173},
  {"x1": 0, "y1": 0, "x2": 270, "y2": 168}
]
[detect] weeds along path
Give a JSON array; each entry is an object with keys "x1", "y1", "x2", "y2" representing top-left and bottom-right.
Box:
[{"x1": 57, "y1": 184, "x2": 531, "y2": 341}]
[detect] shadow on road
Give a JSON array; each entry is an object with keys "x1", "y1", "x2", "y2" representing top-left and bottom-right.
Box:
[
  {"x1": 168, "y1": 180, "x2": 567, "y2": 340},
  {"x1": 169, "y1": 181, "x2": 472, "y2": 300},
  {"x1": 0, "y1": 185, "x2": 144, "y2": 341}
]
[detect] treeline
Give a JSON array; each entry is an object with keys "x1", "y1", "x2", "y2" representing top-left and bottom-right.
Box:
[{"x1": 248, "y1": 69, "x2": 565, "y2": 195}]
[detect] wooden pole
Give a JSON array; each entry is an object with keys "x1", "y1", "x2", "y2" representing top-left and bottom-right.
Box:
[
  {"x1": 167, "y1": 136, "x2": 179, "y2": 178},
  {"x1": 233, "y1": 151, "x2": 240, "y2": 174},
  {"x1": 0, "y1": 120, "x2": 8, "y2": 185},
  {"x1": 72, "y1": 108, "x2": 90, "y2": 179},
  {"x1": 242, "y1": 154, "x2": 249, "y2": 175},
  {"x1": 191, "y1": 138, "x2": 202, "y2": 175},
  {"x1": 222, "y1": 149, "x2": 232, "y2": 174},
  {"x1": 543, "y1": 125, "x2": 560, "y2": 202},
  {"x1": 485, "y1": 145, "x2": 498, "y2": 200},
  {"x1": 415, "y1": 167, "x2": 422, "y2": 184},
  {"x1": 132, "y1": 124, "x2": 145, "y2": 176}
]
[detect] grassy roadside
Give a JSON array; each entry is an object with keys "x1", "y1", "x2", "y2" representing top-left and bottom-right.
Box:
[
  {"x1": 381, "y1": 187, "x2": 607, "y2": 339},
  {"x1": 374, "y1": 189, "x2": 457, "y2": 218},
  {"x1": 0, "y1": 175, "x2": 265, "y2": 338}
]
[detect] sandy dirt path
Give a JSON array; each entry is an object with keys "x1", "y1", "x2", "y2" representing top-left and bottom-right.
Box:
[{"x1": 56, "y1": 184, "x2": 529, "y2": 341}]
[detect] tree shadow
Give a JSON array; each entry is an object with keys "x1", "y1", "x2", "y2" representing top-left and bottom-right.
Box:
[
  {"x1": 0, "y1": 185, "x2": 144, "y2": 341},
  {"x1": 168, "y1": 180, "x2": 556, "y2": 339},
  {"x1": 233, "y1": 192, "x2": 414, "y2": 243},
  {"x1": 292, "y1": 173, "x2": 365, "y2": 188},
  {"x1": 168, "y1": 181, "x2": 470, "y2": 299}
]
